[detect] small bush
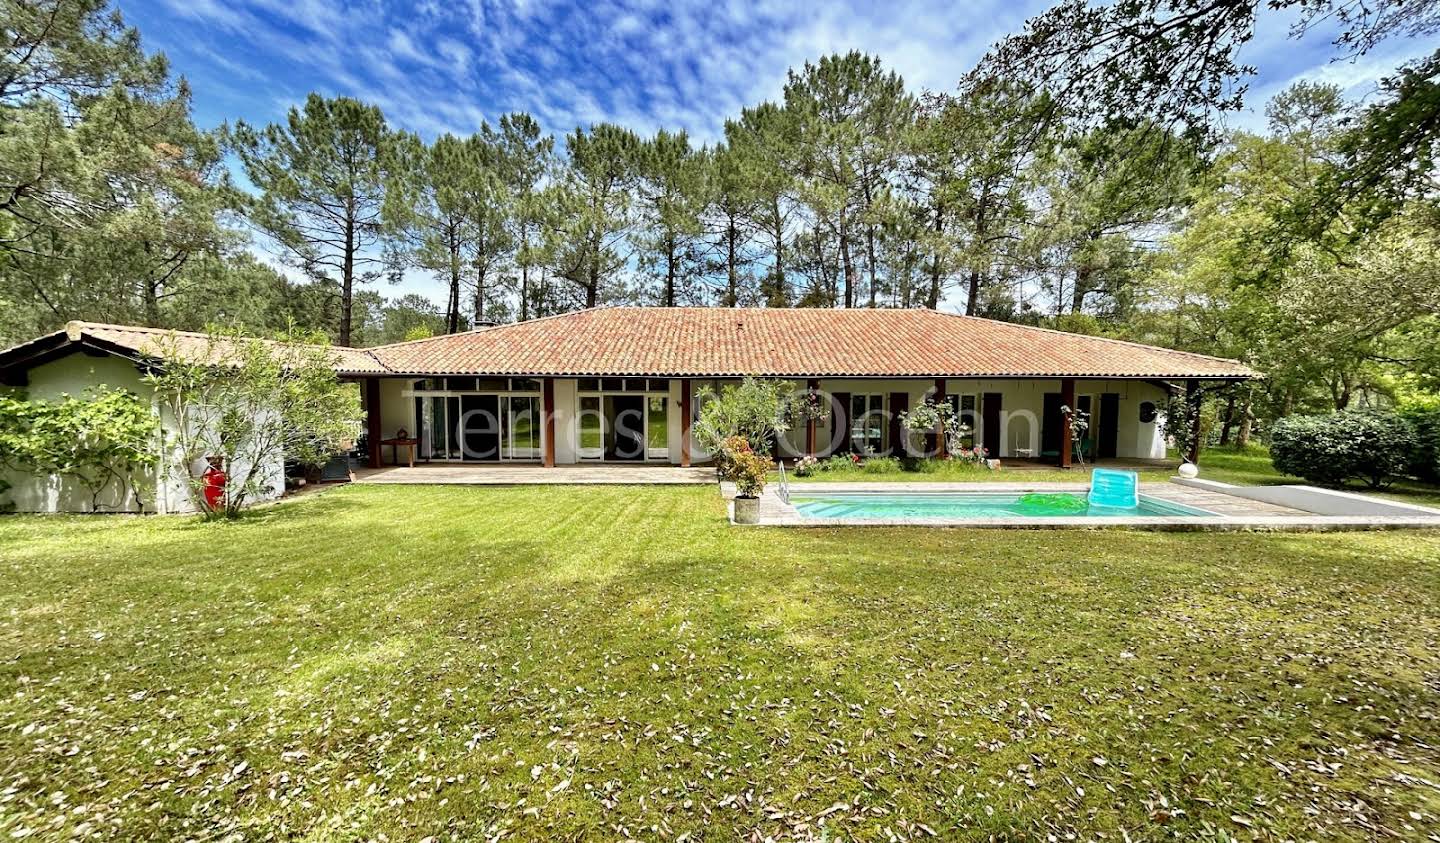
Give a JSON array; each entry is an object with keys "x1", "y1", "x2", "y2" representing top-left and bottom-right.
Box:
[
  {"x1": 792, "y1": 455, "x2": 819, "y2": 477},
  {"x1": 859, "y1": 456, "x2": 902, "y2": 474},
  {"x1": 1399, "y1": 405, "x2": 1440, "y2": 483},
  {"x1": 818, "y1": 454, "x2": 857, "y2": 473},
  {"x1": 1270, "y1": 410, "x2": 1417, "y2": 489}
]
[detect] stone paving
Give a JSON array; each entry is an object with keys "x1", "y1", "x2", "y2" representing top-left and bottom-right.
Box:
[
  {"x1": 731, "y1": 480, "x2": 1440, "y2": 531},
  {"x1": 355, "y1": 464, "x2": 715, "y2": 485}
]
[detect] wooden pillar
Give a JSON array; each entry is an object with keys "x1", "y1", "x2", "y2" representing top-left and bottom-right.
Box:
[
  {"x1": 542, "y1": 377, "x2": 556, "y2": 468},
  {"x1": 1185, "y1": 378, "x2": 1202, "y2": 465},
  {"x1": 1059, "y1": 377, "x2": 1075, "y2": 469},
  {"x1": 365, "y1": 378, "x2": 382, "y2": 469},
  {"x1": 680, "y1": 379, "x2": 692, "y2": 467},
  {"x1": 805, "y1": 378, "x2": 818, "y2": 457},
  {"x1": 934, "y1": 378, "x2": 947, "y2": 459}
]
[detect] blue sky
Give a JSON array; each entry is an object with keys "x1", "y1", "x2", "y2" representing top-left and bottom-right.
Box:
[{"x1": 118, "y1": 0, "x2": 1431, "y2": 303}]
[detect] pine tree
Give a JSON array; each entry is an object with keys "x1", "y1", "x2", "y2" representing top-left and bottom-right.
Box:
[
  {"x1": 230, "y1": 94, "x2": 403, "y2": 346},
  {"x1": 548, "y1": 124, "x2": 639, "y2": 309},
  {"x1": 633, "y1": 130, "x2": 710, "y2": 305}
]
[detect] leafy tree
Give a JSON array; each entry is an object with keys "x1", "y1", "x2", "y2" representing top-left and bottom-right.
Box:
[
  {"x1": 703, "y1": 140, "x2": 759, "y2": 306},
  {"x1": 911, "y1": 78, "x2": 1048, "y2": 312},
  {"x1": 979, "y1": 0, "x2": 1438, "y2": 142},
  {"x1": 145, "y1": 324, "x2": 363, "y2": 518},
  {"x1": 391, "y1": 132, "x2": 482, "y2": 333},
  {"x1": 230, "y1": 95, "x2": 404, "y2": 346},
  {"x1": 1033, "y1": 122, "x2": 1197, "y2": 317}
]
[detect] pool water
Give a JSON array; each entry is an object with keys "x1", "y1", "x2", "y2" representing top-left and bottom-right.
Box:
[{"x1": 790, "y1": 491, "x2": 1215, "y2": 520}]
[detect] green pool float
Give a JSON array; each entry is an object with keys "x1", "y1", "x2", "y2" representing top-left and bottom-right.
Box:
[{"x1": 1016, "y1": 492, "x2": 1090, "y2": 515}]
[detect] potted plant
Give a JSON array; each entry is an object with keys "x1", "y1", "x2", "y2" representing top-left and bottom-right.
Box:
[{"x1": 720, "y1": 435, "x2": 770, "y2": 524}]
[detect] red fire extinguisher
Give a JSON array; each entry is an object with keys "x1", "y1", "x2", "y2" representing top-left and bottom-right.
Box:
[{"x1": 201, "y1": 456, "x2": 226, "y2": 511}]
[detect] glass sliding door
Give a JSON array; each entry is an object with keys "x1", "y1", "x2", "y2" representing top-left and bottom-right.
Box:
[
  {"x1": 849, "y1": 394, "x2": 884, "y2": 454},
  {"x1": 578, "y1": 395, "x2": 603, "y2": 460},
  {"x1": 503, "y1": 396, "x2": 541, "y2": 460},
  {"x1": 459, "y1": 394, "x2": 500, "y2": 460},
  {"x1": 646, "y1": 395, "x2": 668, "y2": 459}
]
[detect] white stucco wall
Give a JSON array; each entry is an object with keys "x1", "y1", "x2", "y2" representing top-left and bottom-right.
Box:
[
  {"x1": 370, "y1": 375, "x2": 1169, "y2": 466},
  {"x1": 2, "y1": 351, "x2": 287, "y2": 514}
]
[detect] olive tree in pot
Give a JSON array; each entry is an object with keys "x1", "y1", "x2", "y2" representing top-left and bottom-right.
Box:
[{"x1": 720, "y1": 436, "x2": 770, "y2": 524}]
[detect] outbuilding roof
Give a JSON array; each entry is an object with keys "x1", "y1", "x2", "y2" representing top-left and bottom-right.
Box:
[{"x1": 0, "y1": 321, "x2": 390, "y2": 380}]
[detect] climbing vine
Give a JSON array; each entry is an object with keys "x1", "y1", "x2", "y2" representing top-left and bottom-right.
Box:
[{"x1": 0, "y1": 388, "x2": 160, "y2": 511}]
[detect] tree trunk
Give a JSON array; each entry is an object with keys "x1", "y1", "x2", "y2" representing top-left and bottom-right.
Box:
[
  {"x1": 726, "y1": 218, "x2": 738, "y2": 307},
  {"x1": 927, "y1": 203, "x2": 944, "y2": 309},
  {"x1": 769, "y1": 198, "x2": 786, "y2": 307},
  {"x1": 340, "y1": 215, "x2": 355, "y2": 346},
  {"x1": 839, "y1": 213, "x2": 855, "y2": 309},
  {"x1": 664, "y1": 235, "x2": 676, "y2": 306},
  {"x1": 447, "y1": 239, "x2": 462, "y2": 334},
  {"x1": 519, "y1": 222, "x2": 530, "y2": 322},
  {"x1": 1236, "y1": 388, "x2": 1254, "y2": 447},
  {"x1": 1218, "y1": 392, "x2": 1236, "y2": 446},
  {"x1": 965, "y1": 267, "x2": 981, "y2": 316},
  {"x1": 866, "y1": 223, "x2": 878, "y2": 308},
  {"x1": 474, "y1": 265, "x2": 486, "y2": 324},
  {"x1": 586, "y1": 240, "x2": 599, "y2": 308},
  {"x1": 520, "y1": 263, "x2": 530, "y2": 322},
  {"x1": 1071, "y1": 264, "x2": 1092, "y2": 314}
]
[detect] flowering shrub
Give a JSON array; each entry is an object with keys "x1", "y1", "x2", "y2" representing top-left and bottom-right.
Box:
[
  {"x1": 793, "y1": 455, "x2": 819, "y2": 477},
  {"x1": 899, "y1": 399, "x2": 972, "y2": 455},
  {"x1": 718, "y1": 436, "x2": 770, "y2": 498}
]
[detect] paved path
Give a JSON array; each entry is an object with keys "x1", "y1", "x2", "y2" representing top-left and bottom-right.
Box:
[{"x1": 354, "y1": 464, "x2": 715, "y2": 485}]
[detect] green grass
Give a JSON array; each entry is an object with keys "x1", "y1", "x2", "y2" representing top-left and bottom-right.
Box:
[
  {"x1": 3, "y1": 486, "x2": 1440, "y2": 840},
  {"x1": 789, "y1": 445, "x2": 1440, "y2": 508}
]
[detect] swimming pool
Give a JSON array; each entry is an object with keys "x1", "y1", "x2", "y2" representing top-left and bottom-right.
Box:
[{"x1": 789, "y1": 491, "x2": 1217, "y2": 520}]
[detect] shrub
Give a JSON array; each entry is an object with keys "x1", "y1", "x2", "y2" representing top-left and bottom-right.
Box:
[
  {"x1": 859, "y1": 456, "x2": 901, "y2": 474},
  {"x1": 792, "y1": 455, "x2": 819, "y2": 477},
  {"x1": 693, "y1": 377, "x2": 793, "y2": 457},
  {"x1": 819, "y1": 454, "x2": 857, "y2": 473},
  {"x1": 718, "y1": 436, "x2": 769, "y2": 498},
  {"x1": 1399, "y1": 404, "x2": 1440, "y2": 483},
  {"x1": 1270, "y1": 410, "x2": 1417, "y2": 489}
]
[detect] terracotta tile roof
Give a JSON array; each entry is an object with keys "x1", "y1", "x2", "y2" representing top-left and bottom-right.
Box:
[
  {"x1": 0, "y1": 321, "x2": 390, "y2": 376},
  {"x1": 1, "y1": 310, "x2": 1257, "y2": 381},
  {"x1": 368, "y1": 307, "x2": 1257, "y2": 380}
]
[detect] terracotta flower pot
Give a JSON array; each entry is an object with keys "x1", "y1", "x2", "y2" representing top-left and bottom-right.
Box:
[{"x1": 733, "y1": 496, "x2": 760, "y2": 524}]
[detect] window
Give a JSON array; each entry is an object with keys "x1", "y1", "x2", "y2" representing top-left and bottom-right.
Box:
[
  {"x1": 602, "y1": 378, "x2": 624, "y2": 392},
  {"x1": 647, "y1": 378, "x2": 670, "y2": 392},
  {"x1": 504, "y1": 396, "x2": 540, "y2": 459},
  {"x1": 849, "y1": 394, "x2": 884, "y2": 454},
  {"x1": 647, "y1": 395, "x2": 668, "y2": 457},
  {"x1": 447, "y1": 377, "x2": 478, "y2": 392},
  {"x1": 579, "y1": 378, "x2": 600, "y2": 392},
  {"x1": 510, "y1": 377, "x2": 541, "y2": 392}
]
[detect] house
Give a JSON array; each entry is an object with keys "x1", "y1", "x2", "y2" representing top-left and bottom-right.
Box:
[{"x1": 0, "y1": 307, "x2": 1256, "y2": 511}]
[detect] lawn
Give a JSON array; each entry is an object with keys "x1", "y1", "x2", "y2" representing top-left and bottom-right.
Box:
[
  {"x1": 789, "y1": 445, "x2": 1440, "y2": 508},
  {"x1": 3, "y1": 486, "x2": 1440, "y2": 840}
]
